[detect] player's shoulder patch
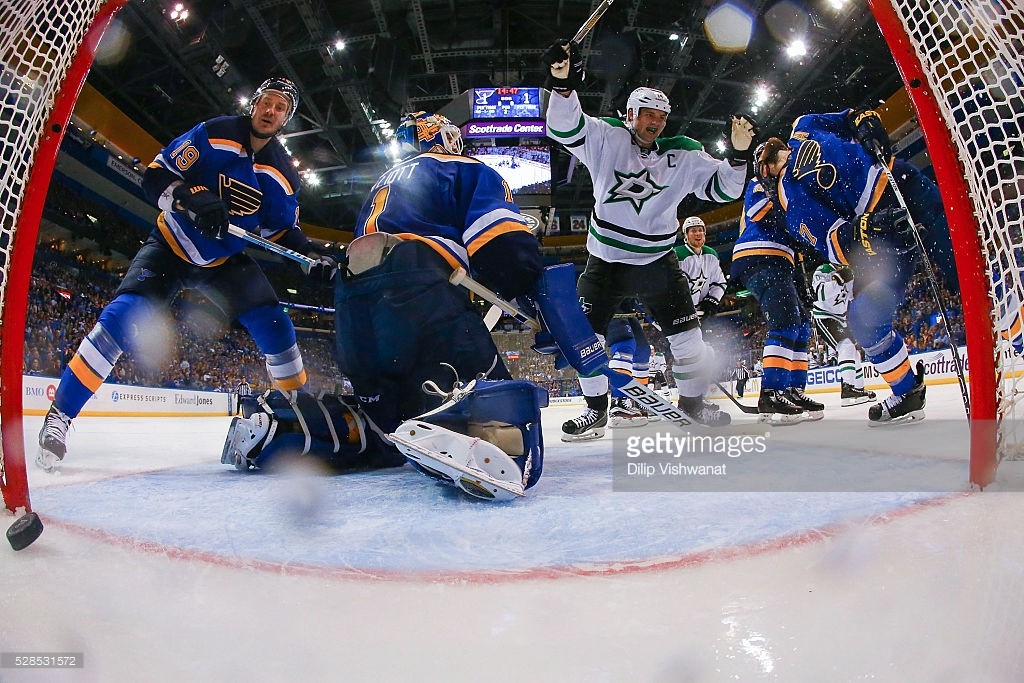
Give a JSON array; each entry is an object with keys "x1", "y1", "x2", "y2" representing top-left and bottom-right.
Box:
[
  {"x1": 601, "y1": 116, "x2": 627, "y2": 129},
  {"x1": 675, "y1": 243, "x2": 695, "y2": 258},
  {"x1": 256, "y1": 139, "x2": 301, "y2": 190},
  {"x1": 701, "y1": 245, "x2": 719, "y2": 257}
]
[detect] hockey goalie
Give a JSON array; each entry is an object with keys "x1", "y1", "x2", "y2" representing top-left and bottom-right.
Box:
[{"x1": 222, "y1": 379, "x2": 547, "y2": 502}]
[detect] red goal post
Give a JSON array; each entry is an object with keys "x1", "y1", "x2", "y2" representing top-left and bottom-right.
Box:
[
  {"x1": 0, "y1": 0, "x2": 129, "y2": 516},
  {"x1": 868, "y1": 0, "x2": 1023, "y2": 487}
]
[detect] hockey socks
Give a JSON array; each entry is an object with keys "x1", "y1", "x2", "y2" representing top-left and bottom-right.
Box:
[{"x1": 863, "y1": 331, "x2": 916, "y2": 396}]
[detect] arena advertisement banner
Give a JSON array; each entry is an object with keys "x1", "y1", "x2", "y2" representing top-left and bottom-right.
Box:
[
  {"x1": 804, "y1": 345, "x2": 971, "y2": 392},
  {"x1": 462, "y1": 119, "x2": 546, "y2": 138},
  {"x1": 22, "y1": 375, "x2": 232, "y2": 417}
]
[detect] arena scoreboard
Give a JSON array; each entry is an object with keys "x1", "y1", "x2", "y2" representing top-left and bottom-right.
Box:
[{"x1": 471, "y1": 87, "x2": 541, "y2": 119}]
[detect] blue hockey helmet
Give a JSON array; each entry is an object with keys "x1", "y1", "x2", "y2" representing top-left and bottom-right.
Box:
[
  {"x1": 395, "y1": 111, "x2": 464, "y2": 158},
  {"x1": 249, "y1": 77, "x2": 300, "y2": 123}
]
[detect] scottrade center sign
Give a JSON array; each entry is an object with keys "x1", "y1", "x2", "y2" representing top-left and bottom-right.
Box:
[{"x1": 462, "y1": 120, "x2": 547, "y2": 138}]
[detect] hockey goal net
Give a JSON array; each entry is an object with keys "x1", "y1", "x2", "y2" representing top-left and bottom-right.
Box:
[
  {"x1": 870, "y1": 1, "x2": 1024, "y2": 486},
  {"x1": 0, "y1": 0, "x2": 127, "y2": 516}
]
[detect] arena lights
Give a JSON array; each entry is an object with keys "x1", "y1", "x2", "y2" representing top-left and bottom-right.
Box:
[
  {"x1": 334, "y1": 38, "x2": 346, "y2": 51},
  {"x1": 785, "y1": 39, "x2": 808, "y2": 59},
  {"x1": 703, "y1": 1, "x2": 755, "y2": 53},
  {"x1": 167, "y1": 3, "x2": 189, "y2": 23}
]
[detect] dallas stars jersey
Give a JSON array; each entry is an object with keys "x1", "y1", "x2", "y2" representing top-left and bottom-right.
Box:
[
  {"x1": 547, "y1": 91, "x2": 745, "y2": 265},
  {"x1": 354, "y1": 151, "x2": 530, "y2": 272},
  {"x1": 673, "y1": 241, "x2": 726, "y2": 305},
  {"x1": 773, "y1": 111, "x2": 891, "y2": 265},
  {"x1": 811, "y1": 263, "x2": 853, "y2": 323},
  {"x1": 148, "y1": 115, "x2": 301, "y2": 267}
]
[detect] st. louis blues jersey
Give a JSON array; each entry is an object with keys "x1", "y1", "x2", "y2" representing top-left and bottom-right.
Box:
[
  {"x1": 732, "y1": 178, "x2": 795, "y2": 272},
  {"x1": 547, "y1": 91, "x2": 745, "y2": 265},
  {"x1": 774, "y1": 111, "x2": 891, "y2": 265},
  {"x1": 354, "y1": 151, "x2": 531, "y2": 272},
  {"x1": 147, "y1": 115, "x2": 302, "y2": 267}
]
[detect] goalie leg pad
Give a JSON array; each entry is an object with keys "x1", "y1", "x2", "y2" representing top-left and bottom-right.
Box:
[
  {"x1": 398, "y1": 379, "x2": 548, "y2": 494},
  {"x1": 391, "y1": 421, "x2": 525, "y2": 501},
  {"x1": 533, "y1": 263, "x2": 608, "y2": 377}
]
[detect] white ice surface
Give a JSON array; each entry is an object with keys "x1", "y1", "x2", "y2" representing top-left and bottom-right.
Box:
[{"x1": 3, "y1": 383, "x2": 1024, "y2": 682}]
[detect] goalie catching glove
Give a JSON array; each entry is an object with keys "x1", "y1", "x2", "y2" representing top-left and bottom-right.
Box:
[
  {"x1": 172, "y1": 184, "x2": 230, "y2": 239},
  {"x1": 542, "y1": 39, "x2": 584, "y2": 93}
]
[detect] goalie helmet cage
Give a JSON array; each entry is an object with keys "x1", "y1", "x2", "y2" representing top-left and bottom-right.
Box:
[
  {"x1": 868, "y1": 0, "x2": 1024, "y2": 487},
  {"x1": 0, "y1": 0, "x2": 129, "y2": 516}
]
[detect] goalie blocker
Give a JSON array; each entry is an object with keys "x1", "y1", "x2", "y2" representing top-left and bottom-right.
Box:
[{"x1": 221, "y1": 379, "x2": 547, "y2": 501}]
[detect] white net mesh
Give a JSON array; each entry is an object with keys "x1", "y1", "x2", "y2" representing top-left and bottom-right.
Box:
[
  {"x1": 886, "y1": 1, "x2": 1024, "y2": 464},
  {"x1": 1, "y1": 0, "x2": 106, "y2": 510}
]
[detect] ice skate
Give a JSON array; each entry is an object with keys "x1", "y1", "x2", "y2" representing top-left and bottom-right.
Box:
[
  {"x1": 608, "y1": 396, "x2": 648, "y2": 428},
  {"x1": 561, "y1": 407, "x2": 607, "y2": 442},
  {"x1": 36, "y1": 406, "x2": 72, "y2": 472},
  {"x1": 868, "y1": 361, "x2": 926, "y2": 426},
  {"x1": 786, "y1": 387, "x2": 824, "y2": 421},
  {"x1": 841, "y1": 382, "x2": 876, "y2": 407},
  {"x1": 677, "y1": 396, "x2": 731, "y2": 427},
  {"x1": 757, "y1": 389, "x2": 805, "y2": 425},
  {"x1": 221, "y1": 412, "x2": 273, "y2": 470}
]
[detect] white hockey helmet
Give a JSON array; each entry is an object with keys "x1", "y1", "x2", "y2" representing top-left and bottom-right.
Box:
[
  {"x1": 682, "y1": 216, "x2": 706, "y2": 232},
  {"x1": 626, "y1": 87, "x2": 671, "y2": 129}
]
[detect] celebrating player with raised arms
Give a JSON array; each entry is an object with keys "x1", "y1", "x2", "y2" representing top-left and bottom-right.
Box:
[
  {"x1": 756, "y1": 107, "x2": 957, "y2": 424},
  {"x1": 543, "y1": 38, "x2": 756, "y2": 439},
  {"x1": 37, "y1": 77, "x2": 331, "y2": 472}
]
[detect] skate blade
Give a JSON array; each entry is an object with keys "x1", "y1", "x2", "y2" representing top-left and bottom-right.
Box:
[
  {"x1": 867, "y1": 409, "x2": 926, "y2": 427},
  {"x1": 841, "y1": 396, "x2": 874, "y2": 407},
  {"x1": 34, "y1": 448, "x2": 61, "y2": 473},
  {"x1": 560, "y1": 429, "x2": 606, "y2": 442},
  {"x1": 804, "y1": 410, "x2": 824, "y2": 421},
  {"x1": 609, "y1": 417, "x2": 649, "y2": 428},
  {"x1": 758, "y1": 413, "x2": 806, "y2": 426}
]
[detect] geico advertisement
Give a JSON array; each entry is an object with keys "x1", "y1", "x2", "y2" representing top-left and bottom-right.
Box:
[
  {"x1": 806, "y1": 346, "x2": 971, "y2": 388},
  {"x1": 22, "y1": 375, "x2": 230, "y2": 416}
]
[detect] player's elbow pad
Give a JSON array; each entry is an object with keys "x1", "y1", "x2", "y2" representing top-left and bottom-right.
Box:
[
  {"x1": 471, "y1": 232, "x2": 543, "y2": 300},
  {"x1": 141, "y1": 165, "x2": 181, "y2": 206}
]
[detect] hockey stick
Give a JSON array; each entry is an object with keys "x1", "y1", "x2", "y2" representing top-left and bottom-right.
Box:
[
  {"x1": 226, "y1": 224, "x2": 317, "y2": 268},
  {"x1": 573, "y1": 0, "x2": 615, "y2": 43},
  {"x1": 872, "y1": 145, "x2": 970, "y2": 418},
  {"x1": 449, "y1": 267, "x2": 540, "y2": 330},
  {"x1": 446, "y1": 268, "x2": 701, "y2": 432},
  {"x1": 714, "y1": 381, "x2": 759, "y2": 414}
]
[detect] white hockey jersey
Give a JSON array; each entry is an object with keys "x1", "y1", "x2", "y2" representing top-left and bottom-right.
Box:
[
  {"x1": 547, "y1": 91, "x2": 746, "y2": 265},
  {"x1": 811, "y1": 264, "x2": 853, "y2": 322},
  {"x1": 674, "y1": 242, "x2": 726, "y2": 305}
]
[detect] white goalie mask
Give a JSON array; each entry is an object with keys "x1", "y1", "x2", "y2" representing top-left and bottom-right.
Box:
[{"x1": 625, "y1": 87, "x2": 672, "y2": 131}]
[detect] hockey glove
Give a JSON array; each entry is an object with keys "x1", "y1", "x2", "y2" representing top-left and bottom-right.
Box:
[
  {"x1": 832, "y1": 265, "x2": 854, "y2": 286},
  {"x1": 542, "y1": 39, "x2": 584, "y2": 93},
  {"x1": 724, "y1": 114, "x2": 759, "y2": 164},
  {"x1": 698, "y1": 298, "x2": 720, "y2": 319},
  {"x1": 172, "y1": 184, "x2": 230, "y2": 240},
  {"x1": 303, "y1": 253, "x2": 339, "y2": 282},
  {"x1": 847, "y1": 107, "x2": 892, "y2": 161},
  {"x1": 854, "y1": 206, "x2": 915, "y2": 256}
]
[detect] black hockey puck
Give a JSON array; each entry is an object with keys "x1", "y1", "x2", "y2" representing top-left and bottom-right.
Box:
[{"x1": 6, "y1": 512, "x2": 43, "y2": 551}]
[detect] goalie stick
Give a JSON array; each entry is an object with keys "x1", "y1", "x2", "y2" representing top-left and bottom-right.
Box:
[{"x1": 871, "y1": 144, "x2": 970, "y2": 418}]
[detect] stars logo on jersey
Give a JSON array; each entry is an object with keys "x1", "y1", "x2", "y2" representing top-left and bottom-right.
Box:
[
  {"x1": 689, "y1": 274, "x2": 707, "y2": 298},
  {"x1": 605, "y1": 169, "x2": 667, "y2": 213}
]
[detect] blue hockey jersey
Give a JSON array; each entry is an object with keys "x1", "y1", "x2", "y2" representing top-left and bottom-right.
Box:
[
  {"x1": 774, "y1": 111, "x2": 892, "y2": 265},
  {"x1": 732, "y1": 177, "x2": 795, "y2": 268},
  {"x1": 355, "y1": 151, "x2": 531, "y2": 272},
  {"x1": 148, "y1": 115, "x2": 302, "y2": 266}
]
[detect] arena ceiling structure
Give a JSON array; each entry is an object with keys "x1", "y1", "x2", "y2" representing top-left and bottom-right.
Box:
[{"x1": 85, "y1": 0, "x2": 905, "y2": 234}]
